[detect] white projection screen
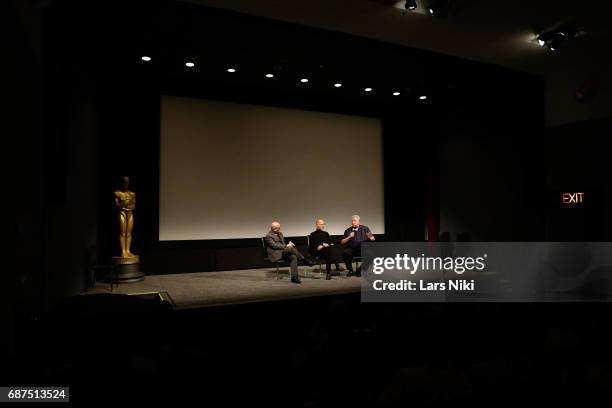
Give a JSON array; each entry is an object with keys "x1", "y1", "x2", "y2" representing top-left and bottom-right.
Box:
[{"x1": 159, "y1": 95, "x2": 385, "y2": 240}]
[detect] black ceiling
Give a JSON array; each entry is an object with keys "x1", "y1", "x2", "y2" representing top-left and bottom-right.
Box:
[{"x1": 47, "y1": 0, "x2": 542, "y2": 117}]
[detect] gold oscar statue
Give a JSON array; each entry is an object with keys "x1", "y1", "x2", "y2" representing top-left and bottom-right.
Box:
[
  {"x1": 110, "y1": 176, "x2": 145, "y2": 283},
  {"x1": 114, "y1": 176, "x2": 137, "y2": 259}
]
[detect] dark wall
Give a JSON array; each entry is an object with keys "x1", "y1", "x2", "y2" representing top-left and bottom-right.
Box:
[
  {"x1": 4, "y1": 0, "x2": 44, "y2": 366},
  {"x1": 543, "y1": 117, "x2": 612, "y2": 241},
  {"x1": 3, "y1": 0, "x2": 101, "y2": 374},
  {"x1": 438, "y1": 73, "x2": 546, "y2": 241},
  {"x1": 42, "y1": 3, "x2": 99, "y2": 305},
  {"x1": 438, "y1": 94, "x2": 612, "y2": 243}
]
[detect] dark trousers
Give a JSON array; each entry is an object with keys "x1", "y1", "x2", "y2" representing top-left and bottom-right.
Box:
[
  {"x1": 282, "y1": 246, "x2": 305, "y2": 278},
  {"x1": 342, "y1": 247, "x2": 361, "y2": 272},
  {"x1": 312, "y1": 246, "x2": 341, "y2": 272}
]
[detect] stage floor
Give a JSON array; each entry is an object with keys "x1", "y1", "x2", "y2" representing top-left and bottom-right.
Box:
[{"x1": 84, "y1": 267, "x2": 361, "y2": 309}]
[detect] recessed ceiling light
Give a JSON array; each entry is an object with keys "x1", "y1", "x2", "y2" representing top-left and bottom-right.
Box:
[
  {"x1": 265, "y1": 73, "x2": 274, "y2": 78},
  {"x1": 334, "y1": 83, "x2": 342, "y2": 88},
  {"x1": 141, "y1": 56, "x2": 151, "y2": 62},
  {"x1": 227, "y1": 68, "x2": 236, "y2": 73}
]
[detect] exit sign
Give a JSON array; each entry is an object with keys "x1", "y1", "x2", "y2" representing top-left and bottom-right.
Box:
[
  {"x1": 561, "y1": 192, "x2": 584, "y2": 205},
  {"x1": 549, "y1": 189, "x2": 600, "y2": 210}
]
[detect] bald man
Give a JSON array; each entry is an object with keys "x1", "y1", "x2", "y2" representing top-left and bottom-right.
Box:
[
  {"x1": 265, "y1": 221, "x2": 313, "y2": 284},
  {"x1": 308, "y1": 219, "x2": 344, "y2": 280}
]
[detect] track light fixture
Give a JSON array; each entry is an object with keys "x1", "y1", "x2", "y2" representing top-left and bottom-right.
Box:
[
  {"x1": 537, "y1": 26, "x2": 582, "y2": 52},
  {"x1": 405, "y1": 0, "x2": 417, "y2": 11}
]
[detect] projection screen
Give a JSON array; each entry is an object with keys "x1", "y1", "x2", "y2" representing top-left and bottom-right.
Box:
[{"x1": 159, "y1": 95, "x2": 385, "y2": 240}]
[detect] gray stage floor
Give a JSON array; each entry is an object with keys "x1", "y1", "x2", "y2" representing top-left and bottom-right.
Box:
[{"x1": 84, "y1": 267, "x2": 362, "y2": 309}]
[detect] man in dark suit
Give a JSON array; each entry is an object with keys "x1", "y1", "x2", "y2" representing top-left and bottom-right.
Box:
[
  {"x1": 265, "y1": 221, "x2": 312, "y2": 284},
  {"x1": 341, "y1": 214, "x2": 375, "y2": 277},
  {"x1": 308, "y1": 219, "x2": 344, "y2": 280}
]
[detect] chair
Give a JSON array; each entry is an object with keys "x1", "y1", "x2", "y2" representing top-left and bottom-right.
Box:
[
  {"x1": 261, "y1": 237, "x2": 290, "y2": 280},
  {"x1": 306, "y1": 235, "x2": 327, "y2": 279},
  {"x1": 86, "y1": 245, "x2": 118, "y2": 291},
  {"x1": 108, "y1": 264, "x2": 120, "y2": 292},
  {"x1": 342, "y1": 245, "x2": 361, "y2": 276},
  {"x1": 438, "y1": 231, "x2": 451, "y2": 242},
  {"x1": 352, "y1": 255, "x2": 362, "y2": 276},
  {"x1": 87, "y1": 245, "x2": 105, "y2": 288},
  {"x1": 330, "y1": 248, "x2": 359, "y2": 277},
  {"x1": 457, "y1": 232, "x2": 472, "y2": 242}
]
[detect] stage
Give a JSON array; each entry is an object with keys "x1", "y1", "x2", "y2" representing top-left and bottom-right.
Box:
[{"x1": 84, "y1": 267, "x2": 361, "y2": 309}]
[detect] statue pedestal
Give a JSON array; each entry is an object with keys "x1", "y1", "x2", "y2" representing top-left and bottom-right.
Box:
[{"x1": 110, "y1": 256, "x2": 145, "y2": 283}]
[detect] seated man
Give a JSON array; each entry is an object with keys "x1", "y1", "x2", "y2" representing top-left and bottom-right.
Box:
[
  {"x1": 265, "y1": 221, "x2": 313, "y2": 284},
  {"x1": 308, "y1": 219, "x2": 345, "y2": 280},
  {"x1": 341, "y1": 214, "x2": 375, "y2": 277}
]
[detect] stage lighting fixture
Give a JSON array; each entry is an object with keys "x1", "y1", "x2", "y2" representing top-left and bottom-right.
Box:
[
  {"x1": 393, "y1": 91, "x2": 401, "y2": 96},
  {"x1": 427, "y1": 0, "x2": 450, "y2": 17},
  {"x1": 547, "y1": 31, "x2": 567, "y2": 51},
  {"x1": 185, "y1": 61, "x2": 195, "y2": 68},
  {"x1": 141, "y1": 56, "x2": 151, "y2": 62},
  {"x1": 265, "y1": 73, "x2": 274, "y2": 78},
  {"x1": 537, "y1": 27, "x2": 573, "y2": 52},
  {"x1": 537, "y1": 31, "x2": 552, "y2": 47},
  {"x1": 364, "y1": 87, "x2": 373, "y2": 92},
  {"x1": 227, "y1": 68, "x2": 236, "y2": 73},
  {"x1": 405, "y1": 0, "x2": 417, "y2": 11},
  {"x1": 419, "y1": 95, "x2": 427, "y2": 100},
  {"x1": 334, "y1": 83, "x2": 342, "y2": 88},
  {"x1": 300, "y1": 78, "x2": 309, "y2": 83}
]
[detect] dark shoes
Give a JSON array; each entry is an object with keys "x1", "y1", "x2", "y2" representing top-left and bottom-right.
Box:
[
  {"x1": 291, "y1": 276, "x2": 302, "y2": 284},
  {"x1": 335, "y1": 264, "x2": 346, "y2": 272},
  {"x1": 347, "y1": 268, "x2": 362, "y2": 277},
  {"x1": 355, "y1": 266, "x2": 362, "y2": 277}
]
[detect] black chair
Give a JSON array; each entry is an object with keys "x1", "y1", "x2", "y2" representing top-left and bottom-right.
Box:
[
  {"x1": 86, "y1": 245, "x2": 118, "y2": 291},
  {"x1": 108, "y1": 264, "x2": 120, "y2": 292},
  {"x1": 305, "y1": 235, "x2": 327, "y2": 279},
  {"x1": 342, "y1": 244, "x2": 362, "y2": 276},
  {"x1": 261, "y1": 237, "x2": 290, "y2": 280},
  {"x1": 457, "y1": 232, "x2": 472, "y2": 242},
  {"x1": 439, "y1": 231, "x2": 451, "y2": 242},
  {"x1": 352, "y1": 255, "x2": 362, "y2": 276},
  {"x1": 88, "y1": 263, "x2": 110, "y2": 288},
  {"x1": 87, "y1": 245, "x2": 105, "y2": 288}
]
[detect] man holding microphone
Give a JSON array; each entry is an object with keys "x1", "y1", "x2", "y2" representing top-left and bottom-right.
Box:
[{"x1": 341, "y1": 215, "x2": 375, "y2": 277}]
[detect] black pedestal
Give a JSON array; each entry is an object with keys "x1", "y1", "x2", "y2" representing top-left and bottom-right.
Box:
[{"x1": 110, "y1": 256, "x2": 145, "y2": 283}]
